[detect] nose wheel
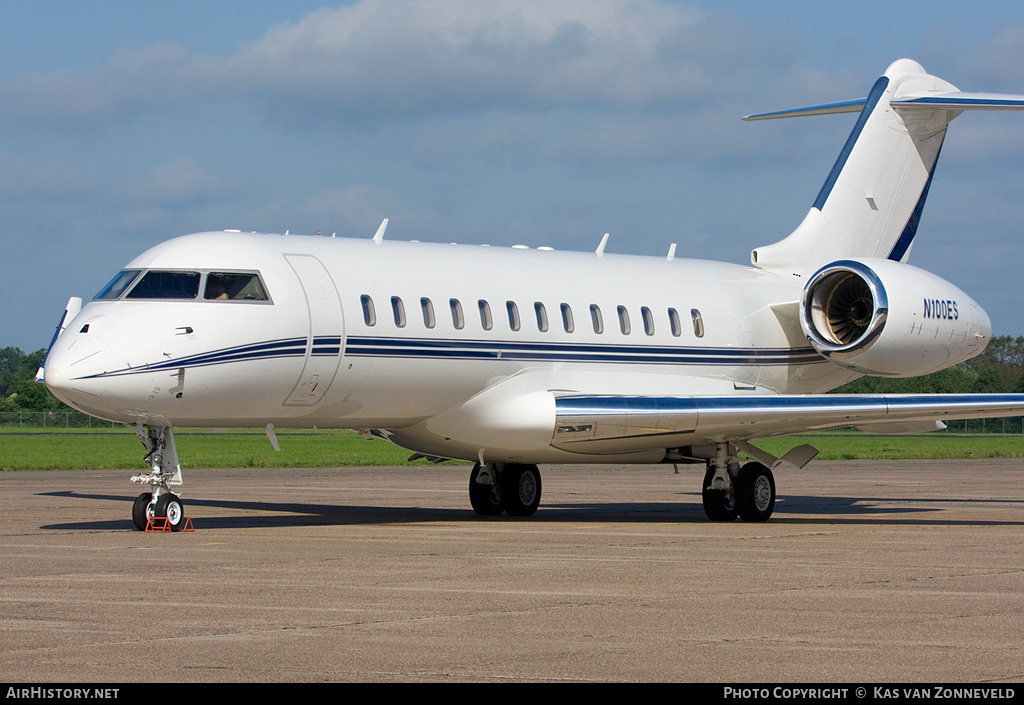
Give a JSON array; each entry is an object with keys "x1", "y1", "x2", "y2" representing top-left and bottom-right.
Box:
[
  {"x1": 131, "y1": 491, "x2": 187, "y2": 531},
  {"x1": 129, "y1": 425, "x2": 190, "y2": 531}
]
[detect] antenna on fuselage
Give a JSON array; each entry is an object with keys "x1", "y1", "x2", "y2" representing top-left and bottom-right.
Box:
[
  {"x1": 596, "y1": 233, "x2": 610, "y2": 257},
  {"x1": 373, "y1": 218, "x2": 389, "y2": 244},
  {"x1": 667, "y1": 243, "x2": 677, "y2": 261}
]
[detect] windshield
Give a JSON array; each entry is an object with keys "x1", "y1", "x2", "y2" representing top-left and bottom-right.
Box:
[
  {"x1": 95, "y1": 268, "x2": 270, "y2": 302},
  {"x1": 125, "y1": 271, "x2": 201, "y2": 299},
  {"x1": 94, "y1": 270, "x2": 142, "y2": 300}
]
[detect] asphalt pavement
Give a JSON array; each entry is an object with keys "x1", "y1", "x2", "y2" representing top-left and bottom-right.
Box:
[{"x1": 2, "y1": 459, "x2": 1022, "y2": 682}]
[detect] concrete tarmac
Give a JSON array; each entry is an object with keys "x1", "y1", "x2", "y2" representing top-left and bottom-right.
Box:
[{"x1": 2, "y1": 459, "x2": 1023, "y2": 683}]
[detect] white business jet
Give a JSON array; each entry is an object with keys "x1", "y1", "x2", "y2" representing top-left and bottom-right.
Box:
[{"x1": 40, "y1": 59, "x2": 1024, "y2": 529}]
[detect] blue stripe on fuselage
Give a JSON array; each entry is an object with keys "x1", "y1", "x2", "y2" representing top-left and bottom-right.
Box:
[{"x1": 80, "y1": 334, "x2": 825, "y2": 379}]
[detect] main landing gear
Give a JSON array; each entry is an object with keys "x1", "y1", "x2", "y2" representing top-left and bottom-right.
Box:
[
  {"x1": 702, "y1": 442, "x2": 776, "y2": 522},
  {"x1": 469, "y1": 462, "x2": 542, "y2": 517},
  {"x1": 129, "y1": 425, "x2": 187, "y2": 531}
]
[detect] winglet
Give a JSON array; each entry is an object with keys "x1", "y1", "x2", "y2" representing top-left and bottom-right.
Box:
[
  {"x1": 596, "y1": 233, "x2": 609, "y2": 257},
  {"x1": 372, "y1": 218, "x2": 389, "y2": 244}
]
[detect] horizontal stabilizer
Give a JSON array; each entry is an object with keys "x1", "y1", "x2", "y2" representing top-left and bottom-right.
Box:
[
  {"x1": 892, "y1": 92, "x2": 1024, "y2": 111},
  {"x1": 743, "y1": 92, "x2": 1024, "y2": 122},
  {"x1": 742, "y1": 98, "x2": 866, "y2": 121}
]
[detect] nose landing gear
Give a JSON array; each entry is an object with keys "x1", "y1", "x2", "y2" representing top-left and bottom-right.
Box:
[{"x1": 129, "y1": 425, "x2": 189, "y2": 531}]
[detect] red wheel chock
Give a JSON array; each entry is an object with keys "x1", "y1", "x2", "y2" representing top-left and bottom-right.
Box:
[{"x1": 145, "y1": 516, "x2": 194, "y2": 533}]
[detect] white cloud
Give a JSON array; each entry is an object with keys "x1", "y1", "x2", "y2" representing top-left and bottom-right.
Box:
[{"x1": 0, "y1": 1, "x2": 784, "y2": 130}]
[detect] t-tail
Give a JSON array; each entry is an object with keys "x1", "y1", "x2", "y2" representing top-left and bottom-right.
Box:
[{"x1": 749, "y1": 58, "x2": 1024, "y2": 279}]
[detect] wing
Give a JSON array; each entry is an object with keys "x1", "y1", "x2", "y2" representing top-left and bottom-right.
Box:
[{"x1": 551, "y1": 394, "x2": 1024, "y2": 454}]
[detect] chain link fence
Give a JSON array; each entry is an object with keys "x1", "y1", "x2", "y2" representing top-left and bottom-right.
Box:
[{"x1": 0, "y1": 411, "x2": 122, "y2": 428}]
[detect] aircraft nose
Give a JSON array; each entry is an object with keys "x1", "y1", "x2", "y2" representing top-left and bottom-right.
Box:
[{"x1": 43, "y1": 324, "x2": 119, "y2": 418}]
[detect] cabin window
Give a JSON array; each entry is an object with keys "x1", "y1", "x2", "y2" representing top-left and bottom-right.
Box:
[
  {"x1": 450, "y1": 299, "x2": 465, "y2": 329},
  {"x1": 478, "y1": 300, "x2": 493, "y2": 330},
  {"x1": 205, "y1": 273, "x2": 268, "y2": 301},
  {"x1": 590, "y1": 304, "x2": 604, "y2": 334},
  {"x1": 668, "y1": 308, "x2": 682, "y2": 337},
  {"x1": 561, "y1": 303, "x2": 574, "y2": 333},
  {"x1": 94, "y1": 270, "x2": 141, "y2": 300},
  {"x1": 691, "y1": 308, "x2": 704, "y2": 338},
  {"x1": 391, "y1": 296, "x2": 406, "y2": 328},
  {"x1": 421, "y1": 297, "x2": 435, "y2": 329},
  {"x1": 361, "y1": 295, "x2": 376, "y2": 326},
  {"x1": 534, "y1": 302, "x2": 548, "y2": 332},
  {"x1": 125, "y1": 271, "x2": 201, "y2": 300},
  {"x1": 641, "y1": 306, "x2": 655, "y2": 336},
  {"x1": 507, "y1": 301, "x2": 521, "y2": 331},
  {"x1": 617, "y1": 306, "x2": 631, "y2": 335}
]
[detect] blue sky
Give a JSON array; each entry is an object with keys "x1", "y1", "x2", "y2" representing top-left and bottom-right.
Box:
[{"x1": 5, "y1": 0, "x2": 1024, "y2": 351}]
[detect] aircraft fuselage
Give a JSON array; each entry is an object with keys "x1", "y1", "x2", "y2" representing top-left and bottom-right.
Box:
[{"x1": 44, "y1": 230, "x2": 861, "y2": 462}]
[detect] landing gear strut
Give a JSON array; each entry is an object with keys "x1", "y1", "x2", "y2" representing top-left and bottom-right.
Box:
[
  {"x1": 469, "y1": 462, "x2": 504, "y2": 515},
  {"x1": 701, "y1": 443, "x2": 776, "y2": 522},
  {"x1": 469, "y1": 462, "x2": 542, "y2": 517},
  {"x1": 129, "y1": 425, "x2": 186, "y2": 531}
]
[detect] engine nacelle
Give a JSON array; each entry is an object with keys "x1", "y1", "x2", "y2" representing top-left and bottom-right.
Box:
[{"x1": 800, "y1": 259, "x2": 991, "y2": 377}]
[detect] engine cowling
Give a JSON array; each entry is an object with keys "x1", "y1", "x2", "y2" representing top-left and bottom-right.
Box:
[{"x1": 800, "y1": 259, "x2": 991, "y2": 377}]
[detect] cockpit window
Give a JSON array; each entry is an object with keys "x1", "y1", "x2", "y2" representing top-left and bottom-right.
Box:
[
  {"x1": 103, "y1": 269, "x2": 271, "y2": 302},
  {"x1": 125, "y1": 271, "x2": 201, "y2": 299},
  {"x1": 94, "y1": 270, "x2": 142, "y2": 300},
  {"x1": 204, "y1": 273, "x2": 268, "y2": 301}
]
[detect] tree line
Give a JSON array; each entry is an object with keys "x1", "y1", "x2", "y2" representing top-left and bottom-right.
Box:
[
  {"x1": 834, "y1": 336, "x2": 1024, "y2": 395},
  {"x1": 5, "y1": 336, "x2": 1024, "y2": 413},
  {"x1": 0, "y1": 348, "x2": 58, "y2": 412}
]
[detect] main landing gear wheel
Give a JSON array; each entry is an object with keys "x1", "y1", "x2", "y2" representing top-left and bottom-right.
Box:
[
  {"x1": 469, "y1": 463, "x2": 504, "y2": 516},
  {"x1": 501, "y1": 463, "x2": 542, "y2": 517},
  {"x1": 701, "y1": 467, "x2": 737, "y2": 522},
  {"x1": 132, "y1": 492, "x2": 154, "y2": 531},
  {"x1": 735, "y1": 462, "x2": 776, "y2": 522},
  {"x1": 154, "y1": 493, "x2": 186, "y2": 531}
]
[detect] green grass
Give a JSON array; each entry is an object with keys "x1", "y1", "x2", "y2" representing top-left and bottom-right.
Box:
[
  {"x1": 2, "y1": 427, "x2": 1024, "y2": 471},
  {"x1": 0, "y1": 428, "x2": 456, "y2": 471},
  {"x1": 755, "y1": 433, "x2": 1024, "y2": 461}
]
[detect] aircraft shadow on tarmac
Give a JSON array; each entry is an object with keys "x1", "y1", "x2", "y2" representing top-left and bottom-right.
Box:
[{"x1": 37, "y1": 490, "x2": 1024, "y2": 531}]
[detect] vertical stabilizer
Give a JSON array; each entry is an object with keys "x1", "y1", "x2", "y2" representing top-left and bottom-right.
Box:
[{"x1": 750, "y1": 59, "x2": 959, "y2": 278}]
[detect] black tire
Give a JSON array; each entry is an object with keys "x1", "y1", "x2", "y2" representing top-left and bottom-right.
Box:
[
  {"x1": 702, "y1": 467, "x2": 737, "y2": 522},
  {"x1": 154, "y1": 493, "x2": 186, "y2": 531},
  {"x1": 132, "y1": 492, "x2": 154, "y2": 531},
  {"x1": 469, "y1": 463, "x2": 504, "y2": 516},
  {"x1": 736, "y1": 462, "x2": 776, "y2": 522},
  {"x1": 500, "y1": 464, "x2": 542, "y2": 517}
]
